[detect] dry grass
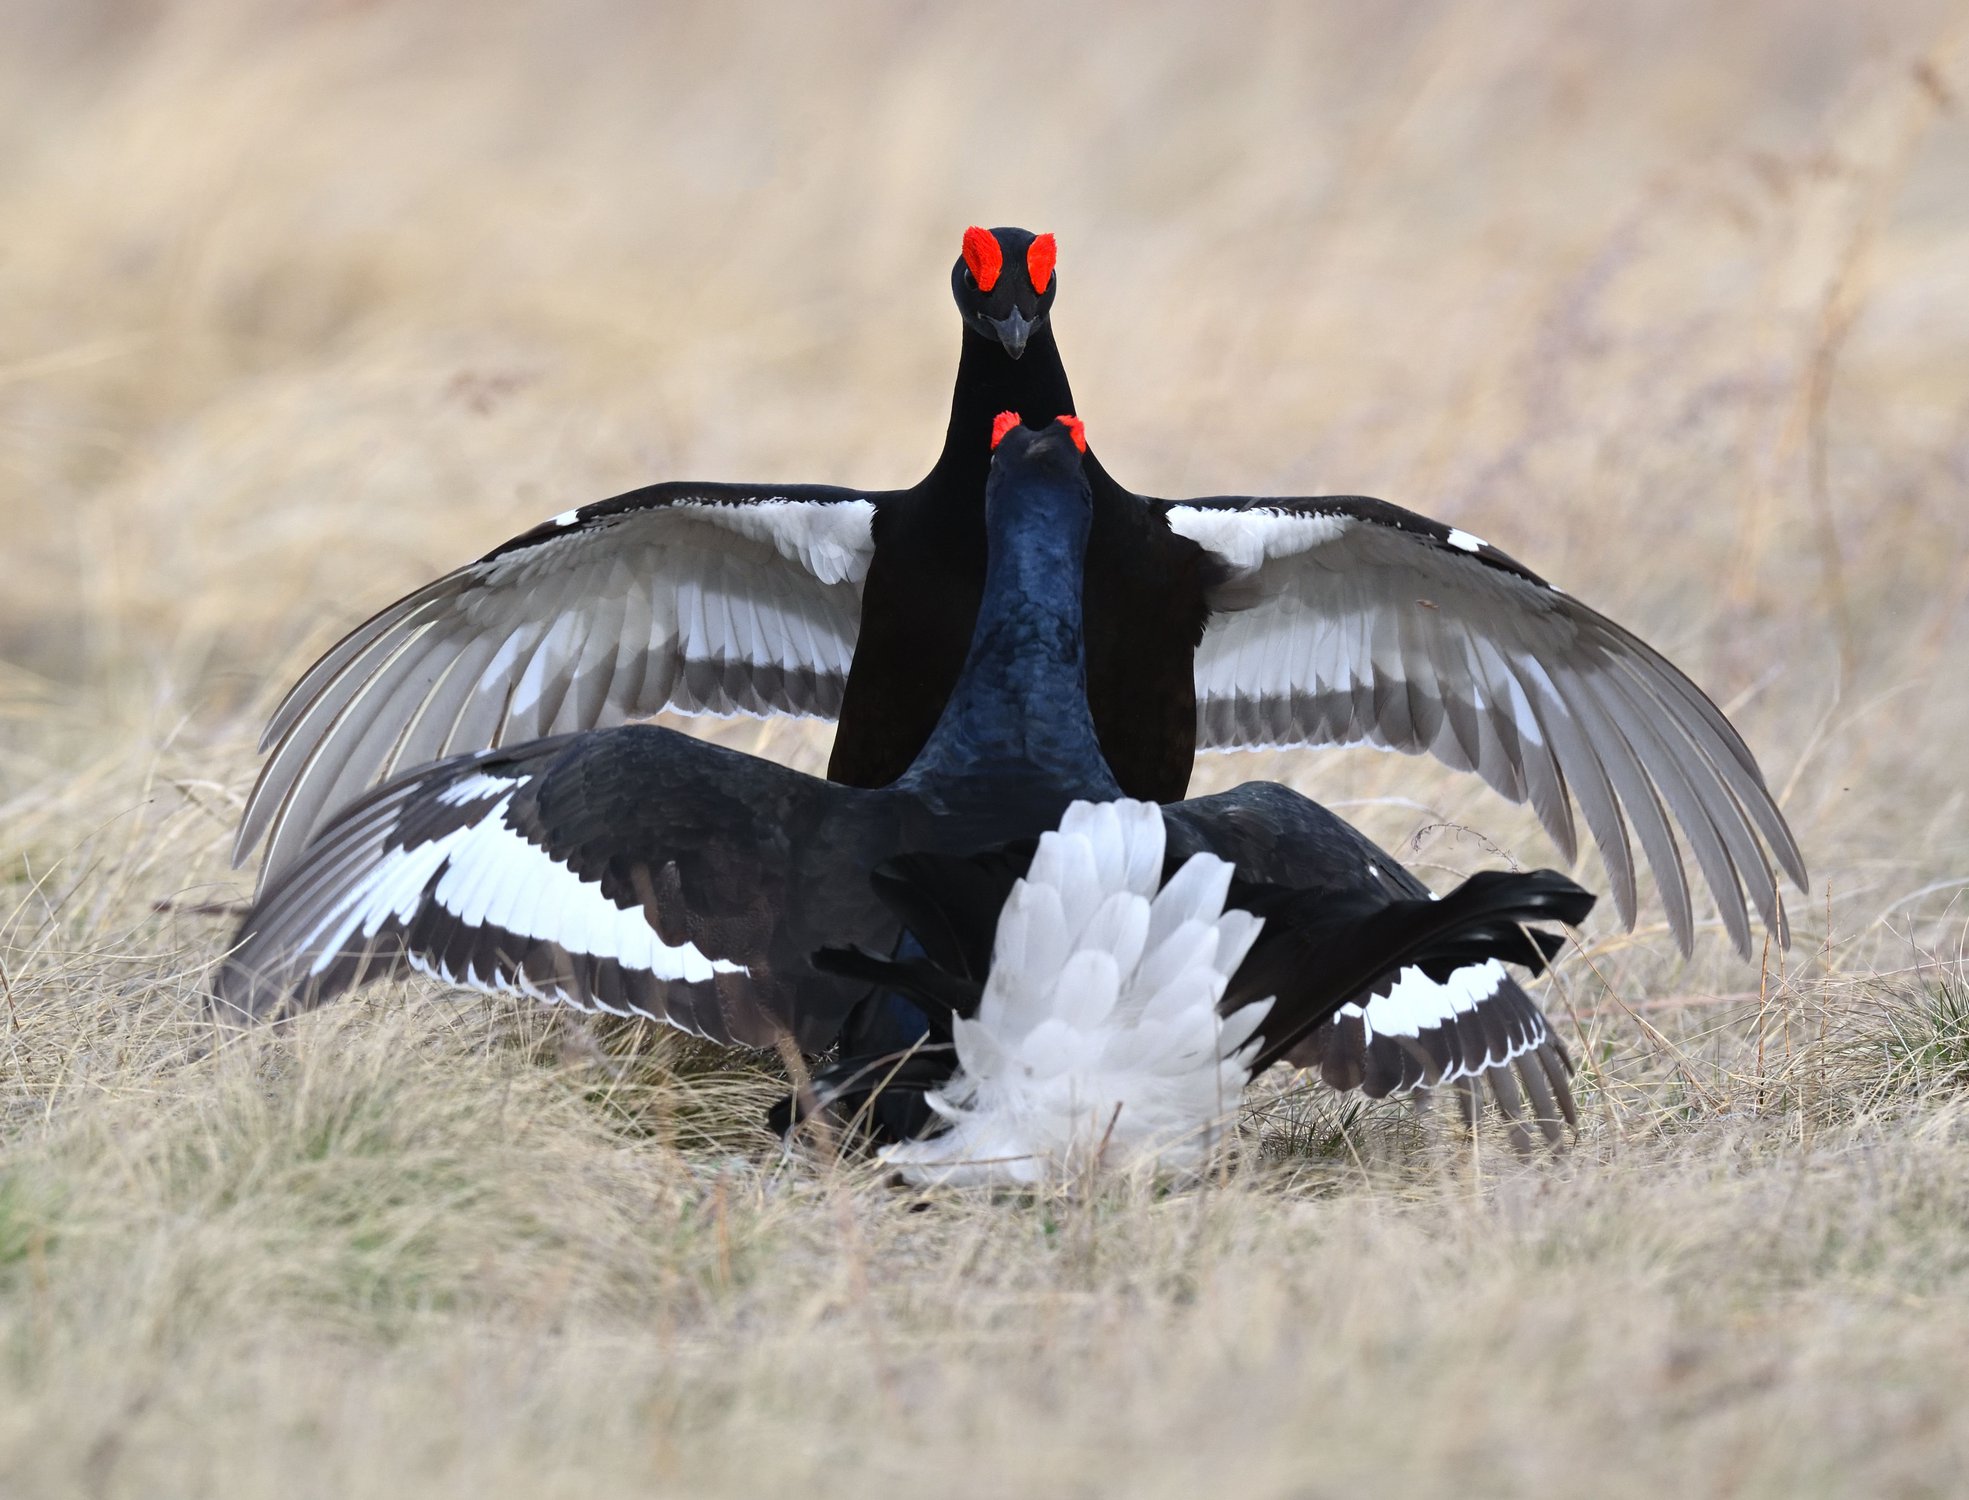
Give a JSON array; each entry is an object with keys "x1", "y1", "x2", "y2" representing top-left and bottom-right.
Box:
[{"x1": 4, "y1": 1, "x2": 1969, "y2": 1494}]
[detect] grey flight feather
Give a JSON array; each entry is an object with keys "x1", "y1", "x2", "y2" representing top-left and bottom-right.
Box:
[
  {"x1": 234, "y1": 485, "x2": 877, "y2": 891},
  {"x1": 1173, "y1": 496, "x2": 1807, "y2": 956}
]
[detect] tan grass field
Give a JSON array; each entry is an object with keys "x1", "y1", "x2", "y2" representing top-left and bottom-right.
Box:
[{"x1": 4, "y1": 2, "x2": 1969, "y2": 1494}]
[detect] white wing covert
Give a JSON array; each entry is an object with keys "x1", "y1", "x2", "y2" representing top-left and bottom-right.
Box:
[{"x1": 216, "y1": 726, "x2": 902, "y2": 1048}]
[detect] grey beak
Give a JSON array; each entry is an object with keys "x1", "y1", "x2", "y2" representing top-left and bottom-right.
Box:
[{"x1": 989, "y1": 307, "x2": 1032, "y2": 359}]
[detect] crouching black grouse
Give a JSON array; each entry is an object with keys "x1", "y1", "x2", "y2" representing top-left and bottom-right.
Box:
[{"x1": 218, "y1": 418, "x2": 1593, "y2": 1151}]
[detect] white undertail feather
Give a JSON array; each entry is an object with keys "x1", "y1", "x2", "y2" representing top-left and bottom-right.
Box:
[{"x1": 882, "y1": 800, "x2": 1273, "y2": 1188}]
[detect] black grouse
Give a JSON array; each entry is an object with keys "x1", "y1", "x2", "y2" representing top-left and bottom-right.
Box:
[
  {"x1": 216, "y1": 418, "x2": 1594, "y2": 1145},
  {"x1": 233, "y1": 227, "x2": 1801, "y2": 957}
]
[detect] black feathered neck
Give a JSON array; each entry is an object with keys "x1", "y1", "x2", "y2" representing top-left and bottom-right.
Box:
[
  {"x1": 929, "y1": 323, "x2": 1079, "y2": 488},
  {"x1": 900, "y1": 428, "x2": 1120, "y2": 808}
]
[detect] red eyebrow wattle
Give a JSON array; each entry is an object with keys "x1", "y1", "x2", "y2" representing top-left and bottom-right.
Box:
[
  {"x1": 991, "y1": 411, "x2": 1022, "y2": 449},
  {"x1": 963, "y1": 227, "x2": 1003, "y2": 292},
  {"x1": 1059, "y1": 414, "x2": 1086, "y2": 452},
  {"x1": 1027, "y1": 233, "x2": 1057, "y2": 293}
]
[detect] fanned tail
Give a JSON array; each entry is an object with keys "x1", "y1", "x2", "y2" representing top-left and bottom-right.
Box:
[{"x1": 781, "y1": 798, "x2": 1596, "y2": 1180}]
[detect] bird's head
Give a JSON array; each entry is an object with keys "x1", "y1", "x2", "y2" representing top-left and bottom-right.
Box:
[
  {"x1": 952, "y1": 226, "x2": 1058, "y2": 359},
  {"x1": 985, "y1": 411, "x2": 1089, "y2": 531}
]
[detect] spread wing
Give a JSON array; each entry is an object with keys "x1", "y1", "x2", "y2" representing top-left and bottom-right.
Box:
[
  {"x1": 1164, "y1": 781, "x2": 1581, "y2": 1147},
  {"x1": 1168, "y1": 495, "x2": 1807, "y2": 956},
  {"x1": 1289, "y1": 961, "x2": 1578, "y2": 1152},
  {"x1": 214, "y1": 725, "x2": 902, "y2": 1050},
  {"x1": 236, "y1": 482, "x2": 879, "y2": 891}
]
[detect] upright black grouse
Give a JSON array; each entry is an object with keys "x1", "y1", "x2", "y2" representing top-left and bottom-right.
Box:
[{"x1": 234, "y1": 227, "x2": 1802, "y2": 957}]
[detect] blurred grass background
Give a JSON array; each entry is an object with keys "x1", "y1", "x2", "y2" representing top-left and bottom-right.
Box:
[{"x1": 3, "y1": 2, "x2": 1968, "y2": 1495}]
